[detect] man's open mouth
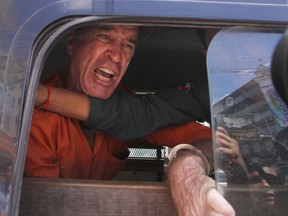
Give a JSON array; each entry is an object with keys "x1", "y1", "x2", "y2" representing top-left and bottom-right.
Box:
[{"x1": 94, "y1": 67, "x2": 115, "y2": 81}]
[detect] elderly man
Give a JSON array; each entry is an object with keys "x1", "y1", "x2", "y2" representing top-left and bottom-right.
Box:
[{"x1": 25, "y1": 24, "x2": 234, "y2": 215}]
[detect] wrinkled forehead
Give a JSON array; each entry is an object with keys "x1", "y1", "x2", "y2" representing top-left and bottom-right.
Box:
[
  {"x1": 76, "y1": 24, "x2": 138, "y2": 41},
  {"x1": 99, "y1": 24, "x2": 138, "y2": 31}
]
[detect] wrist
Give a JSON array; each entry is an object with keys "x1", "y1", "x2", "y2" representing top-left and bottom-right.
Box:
[
  {"x1": 35, "y1": 84, "x2": 47, "y2": 106},
  {"x1": 36, "y1": 84, "x2": 51, "y2": 109},
  {"x1": 167, "y1": 144, "x2": 210, "y2": 175}
]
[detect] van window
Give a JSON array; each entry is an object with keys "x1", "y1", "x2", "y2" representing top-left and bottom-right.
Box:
[{"x1": 209, "y1": 26, "x2": 288, "y2": 216}]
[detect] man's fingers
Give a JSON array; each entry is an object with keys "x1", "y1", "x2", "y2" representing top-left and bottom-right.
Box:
[
  {"x1": 217, "y1": 127, "x2": 228, "y2": 135},
  {"x1": 206, "y1": 188, "x2": 236, "y2": 216},
  {"x1": 216, "y1": 147, "x2": 233, "y2": 156}
]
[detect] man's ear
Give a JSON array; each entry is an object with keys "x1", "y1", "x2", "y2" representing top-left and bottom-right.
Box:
[{"x1": 66, "y1": 31, "x2": 77, "y2": 56}]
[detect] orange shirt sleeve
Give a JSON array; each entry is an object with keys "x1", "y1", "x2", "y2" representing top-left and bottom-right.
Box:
[
  {"x1": 144, "y1": 121, "x2": 212, "y2": 148},
  {"x1": 24, "y1": 109, "x2": 60, "y2": 178}
]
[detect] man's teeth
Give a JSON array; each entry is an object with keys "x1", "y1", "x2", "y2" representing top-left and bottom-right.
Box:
[
  {"x1": 100, "y1": 68, "x2": 114, "y2": 76},
  {"x1": 96, "y1": 73, "x2": 110, "y2": 81},
  {"x1": 94, "y1": 68, "x2": 115, "y2": 81}
]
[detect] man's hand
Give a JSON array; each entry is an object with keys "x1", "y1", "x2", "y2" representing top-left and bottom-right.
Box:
[
  {"x1": 206, "y1": 187, "x2": 235, "y2": 216},
  {"x1": 167, "y1": 151, "x2": 235, "y2": 216}
]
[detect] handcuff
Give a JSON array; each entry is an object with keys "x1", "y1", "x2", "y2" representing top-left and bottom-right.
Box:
[{"x1": 168, "y1": 144, "x2": 210, "y2": 175}]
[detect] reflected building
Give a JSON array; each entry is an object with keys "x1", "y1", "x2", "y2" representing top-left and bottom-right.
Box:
[
  {"x1": 213, "y1": 64, "x2": 288, "y2": 163},
  {"x1": 213, "y1": 64, "x2": 288, "y2": 216}
]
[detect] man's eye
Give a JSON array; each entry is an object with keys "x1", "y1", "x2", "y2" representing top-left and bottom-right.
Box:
[
  {"x1": 123, "y1": 42, "x2": 135, "y2": 52},
  {"x1": 97, "y1": 34, "x2": 110, "y2": 40}
]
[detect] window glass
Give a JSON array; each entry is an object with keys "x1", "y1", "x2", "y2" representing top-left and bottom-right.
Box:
[{"x1": 209, "y1": 26, "x2": 288, "y2": 216}]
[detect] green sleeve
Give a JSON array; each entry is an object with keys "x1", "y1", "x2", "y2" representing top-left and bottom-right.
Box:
[{"x1": 82, "y1": 87, "x2": 207, "y2": 140}]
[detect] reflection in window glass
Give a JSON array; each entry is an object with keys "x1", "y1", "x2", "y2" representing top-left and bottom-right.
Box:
[{"x1": 209, "y1": 26, "x2": 288, "y2": 216}]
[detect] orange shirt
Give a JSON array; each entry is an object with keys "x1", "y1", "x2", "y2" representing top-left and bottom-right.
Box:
[
  {"x1": 24, "y1": 110, "x2": 211, "y2": 180},
  {"x1": 24, "y1": 109, "x2": 128, "y2": 180},
  {"x1": 145, "y1": 121, "x2": 212, "y2": 148}
]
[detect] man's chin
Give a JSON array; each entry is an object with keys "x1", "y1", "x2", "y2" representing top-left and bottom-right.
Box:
[{"x1": 87, "y1": 89, "x2": 114, "y2": 99}]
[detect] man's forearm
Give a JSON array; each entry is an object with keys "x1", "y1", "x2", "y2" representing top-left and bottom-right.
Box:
[
  {"x1": 167, "y1": 145, "x2": 235, "y2": 216},
  {"x1": 36, "y1": 84, "x2": 90, "y2": 121},
  {"x1": 167, "y1": 153, "x2": 214, "y2": 216}
]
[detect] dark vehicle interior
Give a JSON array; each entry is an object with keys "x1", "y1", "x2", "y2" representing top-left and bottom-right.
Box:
[{"x1": 40, "y1": 25, "x2": 212, "y2": 182}]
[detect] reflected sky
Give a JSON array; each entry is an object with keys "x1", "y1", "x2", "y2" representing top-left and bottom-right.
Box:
[{"x1": 207, "y1": 26, "x2": 283, "y2": 104}]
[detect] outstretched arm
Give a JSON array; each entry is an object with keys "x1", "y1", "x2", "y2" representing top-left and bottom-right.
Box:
[{"x1": 36, "y1": 84, "x2": 207, "y2": 140}]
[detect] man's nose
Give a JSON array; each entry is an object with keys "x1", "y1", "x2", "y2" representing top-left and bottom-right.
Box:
[{"x1": 107, "y1": 44, "x2": 121, "y2": 63}]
